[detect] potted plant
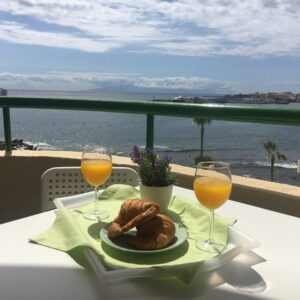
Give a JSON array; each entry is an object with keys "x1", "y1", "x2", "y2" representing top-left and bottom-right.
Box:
[{"x1": 131, "y1": 145, "x2": 176, "y2": 212}]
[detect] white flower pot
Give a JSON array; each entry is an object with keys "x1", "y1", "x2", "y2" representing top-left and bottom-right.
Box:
[{"x1": 140, "y1": 184, "x2": 173, "y2": 213}]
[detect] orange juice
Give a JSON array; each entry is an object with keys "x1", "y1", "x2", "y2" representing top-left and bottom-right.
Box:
[
  {"x1": 193, "y1": 177, "x2": 232, "y2": 210},
  {"x1": 81, "y1": 159, "x2": 112, "y2": 187}
]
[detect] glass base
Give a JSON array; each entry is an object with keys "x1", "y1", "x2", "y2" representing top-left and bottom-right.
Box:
[
  {"x1": 83, "y1": 210, "x2": 109, "y2": 221},
  {"x1": 196, "y1": 239, "x2": 224, "y2": 254}
]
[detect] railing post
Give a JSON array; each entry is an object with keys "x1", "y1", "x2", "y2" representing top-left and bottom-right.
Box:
[
  {"x1": 146, "y1": 114, "x2": 154, "y2": 150},
  {"x1": 2, "y1": 107, "x2": 12, "y2": 152}
]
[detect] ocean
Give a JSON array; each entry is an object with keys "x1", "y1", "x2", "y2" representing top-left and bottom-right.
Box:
[{"x1": 2, "y1": 89, "x2": 300, "y2": 186}]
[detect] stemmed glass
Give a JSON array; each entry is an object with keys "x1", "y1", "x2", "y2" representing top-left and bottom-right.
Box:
[
  {"x1": 193, "y1": 161, "x2": 232, "y2": 253},
  {"x1": 81, "y1": 148, "x2": 112, "y2": 220}
]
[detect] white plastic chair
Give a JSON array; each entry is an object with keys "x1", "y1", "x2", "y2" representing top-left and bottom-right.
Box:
[{"x1": 41, "y1": 166, "x2": 139, "y2": 212}]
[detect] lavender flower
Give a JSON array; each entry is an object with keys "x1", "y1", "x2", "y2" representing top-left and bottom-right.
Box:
[
  {"x1": 131, "y1": 145, "x2": 176, "y2": 187},
  {"x1": 145, "y1": 147, "x2": 153, "y2": 157},
  {"x1": 131, "y1": 145, "x2": 141, "y2": 163},
  {"x1": 132, "y1": 145, "x2": 140, "y2": 158},
  {"x1": 163, "y1": 154, "x2": 172, "y2": 164},
  {"x1": 155, "y1": 159, "x2": 161, "y2": 167}
]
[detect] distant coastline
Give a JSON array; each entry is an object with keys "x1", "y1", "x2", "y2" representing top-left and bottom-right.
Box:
[
  {"x1": 5, "y1": 88, "x2": 300, "y2": 105},
  {"x1": 153, "y1": 92, "x2": 300, "y2": 105}
]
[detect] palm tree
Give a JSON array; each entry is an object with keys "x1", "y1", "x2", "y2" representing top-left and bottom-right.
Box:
[
  {"x1": 193, "y1": 118, "x2": 212, "y2": 163},
  {"x1": 263, "y1": 140, "x2": 287, "y2": 182}
]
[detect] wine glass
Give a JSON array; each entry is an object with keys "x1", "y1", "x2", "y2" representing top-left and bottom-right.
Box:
[
  {"x1": 81, "y1": 148, "x2": 112, "y2": 220},
  {"x1": 193, "y1": 161, "x2": 232, "y2": 253}
]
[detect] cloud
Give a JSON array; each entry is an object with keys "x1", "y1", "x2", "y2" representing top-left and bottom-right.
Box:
[
  {"x1": 0, "y1": 1, "x2": 300, "y2": 57},
  {"x1": 0, "y1": 21, "x2": 121, "y2": 52},
  {"x1": 1, "y1": 71, "x2": 299, "y2": 93},
  {"x1": 0, "y1": 71, "x2": 233, "y2": 93}
]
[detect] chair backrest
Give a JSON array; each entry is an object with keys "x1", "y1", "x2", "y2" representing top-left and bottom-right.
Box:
[{"x1": 41, "y1": 166, "x2": 139, "y2": 212}]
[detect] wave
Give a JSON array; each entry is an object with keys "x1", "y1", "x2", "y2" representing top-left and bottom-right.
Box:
[
  {"x1": 154, "y1": 146, "x2": 258, "y2": 153},
  {"x1": 122, "y1": 144, "x2": 260, "y2": 154},
  {"x1": 35, "y1": 142, "x2": 56, "y2": 151},
  {"x1": 232, "y1": 161, "x2": 297, "y2": 169},
  {"x1": 156, "y1": 147, "x2": 199, "y2": 153}
]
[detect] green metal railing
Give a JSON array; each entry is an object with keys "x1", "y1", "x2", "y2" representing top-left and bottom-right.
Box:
[{"x1": 1, "y1": 96, "x2": 300, "y2": 152}]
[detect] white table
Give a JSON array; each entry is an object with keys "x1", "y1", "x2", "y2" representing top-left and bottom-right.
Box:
[{"x1": 0, "y1": 186, "x2": 299, "y2": 300}]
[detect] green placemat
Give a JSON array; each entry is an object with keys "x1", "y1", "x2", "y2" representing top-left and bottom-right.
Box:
[{"x1": 30, "y1": 184, "x2": 235, "y2": 283}]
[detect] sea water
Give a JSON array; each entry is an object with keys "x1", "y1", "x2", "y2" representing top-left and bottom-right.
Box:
[{"x1": 1, "y1": 89, "x2": 300, "y2": 186}]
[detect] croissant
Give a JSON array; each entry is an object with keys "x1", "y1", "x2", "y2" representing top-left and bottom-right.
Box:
[
  {"x1": 108, "y1": 198, "x2": 159, "y2": 238},
  {"x1": 125, "y1": 214, "x2": 176, "y2": 250}
]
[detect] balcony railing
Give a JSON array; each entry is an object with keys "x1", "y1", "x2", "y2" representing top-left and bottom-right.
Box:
[{"x1": 1, "y1": 96, "x2": 300, "y2": 151}]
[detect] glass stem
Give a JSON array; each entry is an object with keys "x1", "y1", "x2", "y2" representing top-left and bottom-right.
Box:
[
  {"x1": 208, "y1": 210, "x2": 215, "y2": 244},
  {"x1": 94, "y1": 186, "x2": 99, "y2": 212}
]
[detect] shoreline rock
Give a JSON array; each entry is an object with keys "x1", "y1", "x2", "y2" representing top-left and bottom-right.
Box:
[{"x1": 0, "y1": 139, "x2": 38, "y2": 150}]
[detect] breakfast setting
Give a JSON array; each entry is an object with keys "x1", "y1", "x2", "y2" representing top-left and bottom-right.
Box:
[
  {"x1": 29, "y1": 146, "x2": 260, "y2": 294},
  {"x1": 1, "y1": 2, "x2": 300, "y2": 299}
]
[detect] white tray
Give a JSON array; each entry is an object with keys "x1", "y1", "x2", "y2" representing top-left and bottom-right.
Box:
[{"x1": 54, "y1": 191, "x2": 259, "y2": 283}]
